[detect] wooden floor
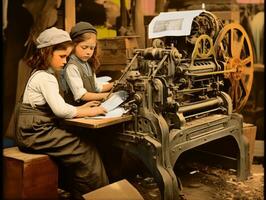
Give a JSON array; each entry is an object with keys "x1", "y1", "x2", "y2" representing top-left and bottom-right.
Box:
[{"x1": 128, "y1": 156, "x2": 264, "y2": 200}]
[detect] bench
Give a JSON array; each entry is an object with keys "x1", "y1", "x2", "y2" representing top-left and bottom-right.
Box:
[{"x1": 3, "y1": 147, "x2": 58, "y2": 199}]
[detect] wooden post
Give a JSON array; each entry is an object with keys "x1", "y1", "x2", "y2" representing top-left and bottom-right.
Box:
[
  {"x1": 133, "y1": 0, "x2": 145, "y2": 48},
  {"x1": 65, "y1": 0, "x2": 75, "y2": 32},
  {"x1": 155, "y1": 0, "x2": 166, "y2": 13}
]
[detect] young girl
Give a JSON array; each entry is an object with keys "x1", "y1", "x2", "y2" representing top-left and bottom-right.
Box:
[
  {"x1": 64, "y1": 21, "x2": 113, "y2": 105},
  {"x1": 15, "y1": 27, "x2": 109, "y2": 199}
]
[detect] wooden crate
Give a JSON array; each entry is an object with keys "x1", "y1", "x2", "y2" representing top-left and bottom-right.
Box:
[
  {"x1": 3, "y1": 147, "x2": 58, "y2": 199},
  {"x1": 212, "y1": 10, "x2": 240, "y2": 23},
  {"x1": 83, "y1": 179, "x2": 144, "y2": 200},
  {"x1": 98, "y1": 36, "x2": 139, "y2": 65},
  {"x1": 98, "y1": 36, "x2": 139, "y2": 80},
  {"x1": 243, "y1": 123, "x2": 257, "y2": 167},
  {"x1": 254, "y1": 140, "x2": 264, "y2": 157}
]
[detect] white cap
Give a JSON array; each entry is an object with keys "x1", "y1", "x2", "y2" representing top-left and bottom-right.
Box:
[{"x1": 36, "y1": 27, "x2": 72, "y2": 49}]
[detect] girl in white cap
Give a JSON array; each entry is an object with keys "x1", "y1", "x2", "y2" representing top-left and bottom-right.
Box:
[
  {"x1": 64, "y1": 22, "x2": 113, "y2": 105},
  {"x1": 15, "y1": 27, "x2": 109, "y2": 199}
]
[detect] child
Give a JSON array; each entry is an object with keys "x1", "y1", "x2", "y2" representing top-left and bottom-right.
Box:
[
  {"x1": 15, "y1": 27, "x2": 109, "y2": 199},
  {"x1": 64, "y1": 21, "x2": 113, "y2": 105}
]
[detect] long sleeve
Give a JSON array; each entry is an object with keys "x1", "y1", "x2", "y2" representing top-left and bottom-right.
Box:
[
  {"x1": 23, "y1": 70, "x2": 77, "y2": 118},
  {"x1": 65, "y1": 63, "x2": 87, "y2": 101}
]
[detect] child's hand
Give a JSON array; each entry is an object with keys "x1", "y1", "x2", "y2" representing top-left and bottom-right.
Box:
[
  {"x1": 76, "y1": 105, "x2": 107, "y2": 118},
  {"x1": 86, "y1": 101, "x2": 101, "y2": 107},
  {"x1": 87, "y1": 106, "x2": 107, "y2": 116},
  {"x1": 101, "y1": 93, "x2": 110, "y2": 101}
]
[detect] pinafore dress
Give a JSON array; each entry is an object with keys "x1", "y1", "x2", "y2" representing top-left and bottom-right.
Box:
[{"x1": 15, "y1": 70, "x2": 109, "y2": 199}]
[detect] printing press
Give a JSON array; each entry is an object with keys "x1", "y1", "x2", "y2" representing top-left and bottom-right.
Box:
[{"x1": 108, "y1": 10, "x2": 254, "y2": 200}]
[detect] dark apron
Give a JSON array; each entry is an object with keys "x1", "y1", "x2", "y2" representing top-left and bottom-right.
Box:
[
  {"x1": 15, "y1": 72, "x2": 108, "y2": 199},
  {"x1": 64, "y1": 58, "x2": 96, "y2": 106}
]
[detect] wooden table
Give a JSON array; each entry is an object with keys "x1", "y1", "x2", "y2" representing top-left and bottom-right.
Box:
[{"x1": 64, "y1": 115, "x2": 133, "y2": 129}]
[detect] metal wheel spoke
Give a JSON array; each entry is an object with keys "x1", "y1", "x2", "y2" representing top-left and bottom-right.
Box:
[
  {"x1": 214, "y1": 23, "x2": 254, "y2": 112},
  {"x1": 237, "y1": 78, "x2": 248, "y2": 108},
  {"x1": 243, "y1": 65, "x2": 253, "y2": 75},
  {"x1": 219, "y1": 41, "x2": 228, "y2": 61},
  {"x1": 234, "y1": 34, "x2": 245, "y2": 59},
  {"x1": 230, "y1": 80, "x2": 236, "y2": 105},
  {"x1": 238, "y1": 35, "x2": 245, "y2": 55},
  {"x1": 233, "y1": 83, "x2": 239, "y2": 106},
  {"x1": 239, "y1": 77, "x2": 248, "y2": 97},
  {"x1": 203, "y1": 39, "x2": 206, "y2": 54},
  {"x1": 231, "y1": 30, "x2": 241, "y2": 58},
  {"x1": 242, "y1": 56, "x2": 252, "y2": 66},
  {"x1": 230, "y1": 30, "x2": 234, "y2": 56}
]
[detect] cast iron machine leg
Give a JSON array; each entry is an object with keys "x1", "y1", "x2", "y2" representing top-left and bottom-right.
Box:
[{"x1": 113, "y1": 112, "x2": 182, "y2": 200}]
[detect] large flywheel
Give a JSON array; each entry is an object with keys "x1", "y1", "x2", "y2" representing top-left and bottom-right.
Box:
[{"x1": 214, "y1": 23, "x2": 254, "y2": 112}]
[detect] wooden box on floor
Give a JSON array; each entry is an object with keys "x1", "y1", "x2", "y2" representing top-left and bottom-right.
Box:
[
  {"x1": 243, "y1": 123, "x2": 257, "y2": 168},
  {"x1": 3, "y1": 147, "x2": 58, "y2": 199},
  {"x1": 83, "y1": 179, "x2": 144, "y2": 200}
]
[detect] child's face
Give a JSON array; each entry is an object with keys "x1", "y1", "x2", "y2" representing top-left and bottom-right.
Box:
[
  {"x1": 50, "y1": 46, "x2": 73, "y2": 71},
  {"x1": 74, "y1": 34, "x2": 97, "y2": 62}
]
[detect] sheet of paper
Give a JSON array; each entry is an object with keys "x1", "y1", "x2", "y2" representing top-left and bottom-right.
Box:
[
  {"x1": 90, "y1": 107, "x2": 127, "y2": 119},
  {"x1": 101, "y1": 90, "x2": 128, "y2": 112},
  {"x1": 96, "y1": 76, "x2": 112, "y2": 83},
  {"x1": 148, "y1": 10, "x2": 204, "y2": 38}
]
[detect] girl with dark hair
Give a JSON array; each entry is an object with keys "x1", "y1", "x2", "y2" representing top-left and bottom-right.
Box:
[{"x1": 15, "y1": 27, "x2": 109, "y2": 200}]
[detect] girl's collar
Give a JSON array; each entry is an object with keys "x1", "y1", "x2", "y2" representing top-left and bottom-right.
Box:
[
  {"x1": 47, "y1": 67, "x2": 55, "y2": 74},
  {"x1": 70, "y1": 54, "x2": 87, "y2": 64}
]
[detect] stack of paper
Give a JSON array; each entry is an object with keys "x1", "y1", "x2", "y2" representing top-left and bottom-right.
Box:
[{"x1": 91, "y1": 90, "x2": 129, "y2": 119}]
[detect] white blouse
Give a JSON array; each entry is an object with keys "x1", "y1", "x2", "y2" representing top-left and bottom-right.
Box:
[{"x1": 23, "y1": 68, "x2": 77, "y2": 119}]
